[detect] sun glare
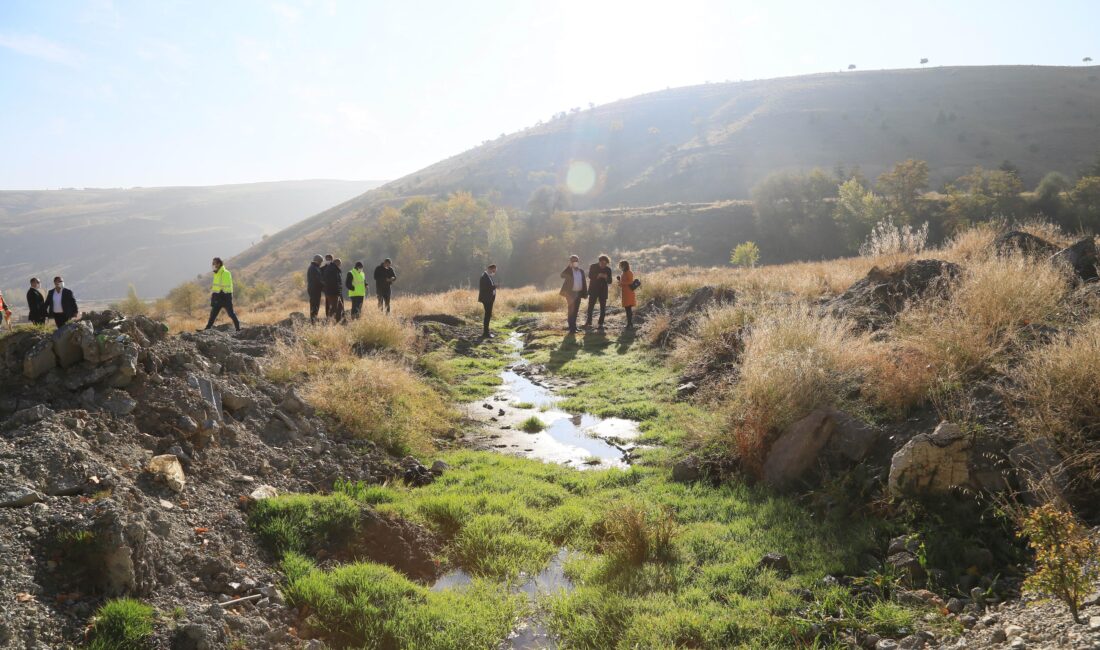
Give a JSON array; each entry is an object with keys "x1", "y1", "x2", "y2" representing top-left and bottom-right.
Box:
[{"x1": 565, "y1": 160, "x2": 596, "y2": 194}]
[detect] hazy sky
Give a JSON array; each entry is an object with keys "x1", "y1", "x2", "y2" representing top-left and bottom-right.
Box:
[{"x1": 1, "y1": 0, "x2": 1097, "y2": 189}]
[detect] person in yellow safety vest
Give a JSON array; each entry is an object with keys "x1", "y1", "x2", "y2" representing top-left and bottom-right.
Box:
[
  {"x1": 346, "y1": 261, "x2": 368, "y2": 319},
  {"x1": 204, "y1": 257, "x2": 241, "y2": 332}
]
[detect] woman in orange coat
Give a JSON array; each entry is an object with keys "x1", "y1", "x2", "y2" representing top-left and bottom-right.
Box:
[{"x1": 617, "y1": 260, "x2": 636, "y2": 329}]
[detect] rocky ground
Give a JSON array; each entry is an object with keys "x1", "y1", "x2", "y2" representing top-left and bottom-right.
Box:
[{"x1": 0, "y1": 312, "x2": 421, "y2": 649}]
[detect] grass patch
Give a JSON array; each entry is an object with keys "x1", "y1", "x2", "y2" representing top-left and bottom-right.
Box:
[
  {"x1": 283, "y1": 556, "x2": 523, "y2": 650},
  {"x1": 512, "y1": 401, "x2": 535, "y2": 409},
  {"x1": 519, "y1": 415, "x2": 545, "y2": 433},
  {"x1": 249, "y1": 492, "x2": 361, "y2": 556},
  {"x1": 88, "y1": 598, "x2": 154, "y2": 650}
]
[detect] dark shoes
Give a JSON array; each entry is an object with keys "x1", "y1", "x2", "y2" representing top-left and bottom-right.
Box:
[{"x1": 482, "y1": 332, "x2": 495, "y2": 339}]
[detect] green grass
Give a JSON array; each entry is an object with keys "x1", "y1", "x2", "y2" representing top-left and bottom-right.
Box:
[
  {"x1": 280, "y1": 554, "x2": 523, "y2": 650},
  {"x1": 249, "y1": 492, "x2": 361, "y2": 556},
  {"x1": 519, "y1": 415, "x2": 546, "y2": 433},
  {"x1": 512, "y1": 401, "x2": 535, "y2": 409},
  {"x1": 88, "y1": 598, "x2": 154, "y2": 650}
]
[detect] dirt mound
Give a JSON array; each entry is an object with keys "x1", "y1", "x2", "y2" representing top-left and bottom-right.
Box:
[
  {"x1": 0, "y1": 312, "x2": 434, "y2": 649},
  {"x1": 993, "y1": 230, "x2": 1060, "y2": 257},
  {"x1": 637, "y1": 285, "x2": 737, "y2": 341},
  {"x1": 826, "y1": 259, "x2": 961, "y2": 329}
]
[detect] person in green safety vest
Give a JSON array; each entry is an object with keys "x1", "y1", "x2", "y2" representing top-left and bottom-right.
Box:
[
  {"x1": 345, "y1": 261, "x2": 368, "y2": 319},
  {"x1": 204, "y1": 257, "x2": 240, "y2": 332}
]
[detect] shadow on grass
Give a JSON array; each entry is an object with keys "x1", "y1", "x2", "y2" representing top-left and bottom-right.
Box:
[{"x1": 548, "y1": 334, "x2": 581, "y2": 371}]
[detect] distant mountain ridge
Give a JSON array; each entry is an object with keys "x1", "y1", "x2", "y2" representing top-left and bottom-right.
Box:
[
  {"x1": 230, "y1": 65, "x2": 1100, "y2": 288},
  {"x1": 0, "y1": 180, "x2": 383, "y2": 301}
]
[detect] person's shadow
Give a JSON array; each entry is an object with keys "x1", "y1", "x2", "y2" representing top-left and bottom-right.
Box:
[
  {"x1": 616, "y1": 328, "x2": 636, "y2": 354},
  {"x1": 548, "y1": 333, "x2": 580, "y2": 371}
]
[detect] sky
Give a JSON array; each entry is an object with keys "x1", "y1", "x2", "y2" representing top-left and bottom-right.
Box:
[{"x1": 1, "y1": 0, "x2": 1097, "y2": 190}]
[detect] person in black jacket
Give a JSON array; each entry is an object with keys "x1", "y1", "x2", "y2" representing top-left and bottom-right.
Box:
[
  {"x1": 44, "y1": 276, "x2": 79, "y2": 328},
  {"x1": 322, "y1": 257, "x2": 345, "y2": 322},
  {"x1": 306, "y1": 255, "x2": 324, "y2": 324},
  {"x1": 373, "y1": 258, "x2": 397, "y2": 313},
  {"x1": 478, "y1": 264, "x2": 498, "y2": 338},
  {"x1": 26, "y1": 277, "x2": 47, "y2": 325},
  {"x1": 584, "y1": 255, "x2": 613, "y2": 329}
]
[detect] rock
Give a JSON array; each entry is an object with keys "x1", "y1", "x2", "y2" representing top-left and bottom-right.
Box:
[
  {"x1": 1008, "y1": 638, "x2": 1026, "y2": 650},
  {"x1": 6, "y1": 404, "x2": 54, "y2": 428},
  {"x1": 101, "y1": 389, "x2": 138, "y2": 416},
  {"x1": 676, "y1": 382, "x2": 698, "y2": 398},
  {"x1": 824, "y1": 409, "x2": 878, "y2": 463},
  {"x1": 52, "y1": 321, "x2": 89, "y2": 367},
  {"x1": 946, "y1": 597, "x2": 965, "y2": 614},
  {"x1": 762, "y1": 409, "x2": 835, "y2": 490},
  {"x1": 172, "y1": 623, "x2": 215, "y2": 650},
  {"x1": 429, "y1": 460, "x2": 450, "y2": 475},
  {"x1": 826, "y1": 259, "x2": 961, "y2": 329},
  {"x1": 0, "y1": 485, "x2": 43, "y2": 507},
  {"x1": 875, "y1": 640, "x2": 899, "y2": 650},
  {"x1": 1050, "y1": 237, "x2": 1099, "y2": 282},
  {"x1": 897, "y1": 636, "x2": 925, "y2": 650},
  {"x1": 279, "y1": 389, "x2": 307, "y2": 415},
  {"x1": 23, "y1": 337, "x2": 57, "y2": 379},
  {"x1": 77, "y1": 327, "x2": 131, "y2": 364},
  {"x1": 991, "y1": 628, "x2": 1007, "y2": 643},
  {"x1": 757, "y1": 553, "x2": 792, "y2": 576},
  {"x1": 1009, "y1": 438, "x2": 1070, "y2": 503},
  {"x1": 1004, "y1": 624, "x2": 1024, "y2": 637},
  {"x1": 862, "y1": 633, "x2": 881, "y2": 648},
  {"x1": 959, "y1": 614, "x2": 977, "y2": 628},
  {"x1": 1089, "y1": 615, "x2": 1100, "y2": 631},
  {"x1": 221, "y1": 389, "x2": 253, "y2": 414},
  {"x1": 886, "y1": 552, "x2": 926, "y2": 585},
  {"x1": 672, "y1": 455, "x2": 702, "y2": 483},
  {"x1": 887, "y1": 534, "x2": 921, "y2": 557},
  {"x1": 888, "y1": 422, "x2": 971, "y2": 496},
  {"x1": 147, "y1": 454, "x2": 186, "y2": 492},
  {"x1": 412, "y1": 313, "x2": 467, "y2": 327},
  {"x1": 994, "y1": 230, "x2": 1059, "y2": 257},
  {"x1": 249, "y1": 485, "x2": 278, "y2": 501}
]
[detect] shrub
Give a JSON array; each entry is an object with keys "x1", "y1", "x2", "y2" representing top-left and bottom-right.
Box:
[
  {"x1": 639, "y1": 308, "x2": 673, "y2": 348},
  {"x1": 597, "y1": 500, "x2": 678, "y2": 567},
  {"x1": 519, "y1": 416, "x2": 545, "y2": 433},
  {"x1": 88, "y1": 598, "x2": 154, "y2": 650},
  {"x1": 671, "y1": 304, "x2": 752, "y2": 370},
  {"x1": 859, "y1": 219, "x2": 928, "y2": 258},
  {"x1": 1019, "y1": 503, "x2": 1100, "y2": 623},
  {"x1": 109, "y1": 285, "x2": 149, "y2": 316},
  {"x1": 730, "y1": 241, "x2": 761, "y2": 268}
]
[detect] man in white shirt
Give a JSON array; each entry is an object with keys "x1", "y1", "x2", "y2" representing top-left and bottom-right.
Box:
[{"x1": 558, "y1": 255, "x2": 588, "y2": 334}]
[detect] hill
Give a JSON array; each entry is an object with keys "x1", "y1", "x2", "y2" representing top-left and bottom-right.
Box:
[
  {"x1": 230, "y1": 65, "x2": 1100, "y2": 287},
  {"x1": 0, "y1": 180, "x2": 382, "y2": 302}
]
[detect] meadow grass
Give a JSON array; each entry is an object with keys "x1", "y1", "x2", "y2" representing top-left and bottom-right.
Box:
[{"x1": 87, "y1": 598, "x2": 155, "y2": 650}]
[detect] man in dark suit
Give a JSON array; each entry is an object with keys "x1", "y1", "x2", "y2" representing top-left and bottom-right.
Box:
[
  {"x1": 26, "y1": 277, "x2": 47, "y2": 325},
  {"x1": 559, "y1": 255, "x2": 587, "y2": 333},
  {"x1": 374, "y1": 258, "x2": 397, "y2": 313},
  {"x1": 306, "y1": 254, "x2": 324, "y2": 324},
  {"x1": 322, "y1": 257, "x2": 345, "y2": 322},
  {"x1": 44, "y1": 276, "x2": 79, "y2": 328},
  {"x1": 478, "y1": 264, "x2": 498, "y2": 338},
  {"x1": 584, "y1": 254, "x2": 614, "y2": 329}
]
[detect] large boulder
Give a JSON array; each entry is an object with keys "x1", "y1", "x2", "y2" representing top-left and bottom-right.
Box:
[
  {"x1": 22, "y1": 337, "x2": 56, "y2": 379},
  {"x1": 888, "y1": 422, "x2": 971, "y2": 496},
  {"x1": 1050, "y1": 237, "x2": 1099, "y2": 282},
  {"x1": 762, "y1": 410, "x2": 836, "y2": 490},
  {"x1": 826, "y1": 259, "x2": 960, "y2": 329},
  {"x1": 993, "y1": 230, "x2": 1059, "y2": 257},
  {"x1": 77, "y1": 327, "x2": 133, "y2": 365},
  {"x1": 52, "y1": 321, "x2": 90, "y2": 367}
]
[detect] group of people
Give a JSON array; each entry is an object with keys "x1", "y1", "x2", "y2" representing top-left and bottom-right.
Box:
[
  {"x1": 304, "y1": 255, "x2": 397, "y2": 324},
  {"x1": 0, "y1": 276, "x2": 80, "y2": 331},
  {"x1": 557, "y1": 255, "x2": 638, "y2": 334}
]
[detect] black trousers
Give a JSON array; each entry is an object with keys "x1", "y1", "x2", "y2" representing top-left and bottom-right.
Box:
[
  {"x1": 565, "y1": 293, "x2": 582, "y2": 331},
  {"x1": 325, "y1": 294, "x2": 344, "y2": 322},
  {"x1": 51, "y1": 315, "x2": 69, "y2": 328},
  {"x1": 481, "y1": 298, "x2": 494, "y2": 334},
  {"x1": 625, "y1": 306, "x2": 634, "y2": 327},
  {"x1": 377, "y1": 290, "x2": 391, "y2": 313},
  {"x1": 308, "y1": 291, "x2": 322, "y2": 323},
  {"x1": 205, "y1": 293, "x2": 240, "y2": 331},
  {"x1": 350, "y1": 296, "x2": 364, "y2": 318},
  {"x1": 585, "y1": 292, "x2": 608, "y2": 327}
]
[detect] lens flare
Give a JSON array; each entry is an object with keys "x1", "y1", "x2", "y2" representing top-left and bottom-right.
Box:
[{"x1": 565, "y1": 160, "x2": 596, "y2": 195}]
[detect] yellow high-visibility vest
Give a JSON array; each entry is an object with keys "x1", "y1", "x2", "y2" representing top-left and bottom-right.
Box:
[
  {"x1": 349, "y1": 268, "x2": 366, "y2": 297},
  {"x1": 212, "y1": 267, "x2": 234, "y2": 294}
]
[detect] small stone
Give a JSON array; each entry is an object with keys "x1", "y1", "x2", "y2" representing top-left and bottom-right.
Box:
[
  {"x1": 1089, "y1": 616, "x2": 1100, "y2": 631},
  {"x1": 249, "y1": 485, "x2": 278, "y2": 501},
  {"x1": 1004, "y1": 625, "x2": 1024, "y2": 637},
  {"x1": 1008, "y1": 638, "x2": 1026, "y2": 650},
  {"x1": 991, "y1": 628, "x2": 1007, "y2": 643},
  {"x1": 946, "y1": 597, "x2": 964, "y2": 614},
  {"x1": 959, "y1": 614, "x2": 977, "y2": 629},
  {"x1": 875, "y1": 640, "x2": 899, "y2": 650},
  {"x1": 757, "y1": 553, "x2": 792, "y2": 576},
  {"x1": 159, "y1": 499, "x2": 174, "y2": 509}
]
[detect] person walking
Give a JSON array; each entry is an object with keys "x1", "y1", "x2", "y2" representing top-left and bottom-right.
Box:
[
  {"x1": 559, "y1": 255, "x2": 587, "y2": 333},
  {"x1": 478, "y1": 264, "x2": 498, "y2": 338},
  {"x1": 322, "y1": 257, "x2": 345, "y2": 322},
  {"x1": 45, "y1": 276, "x2": 79, "y2": 328},
  {"x1": 374, "y1": 258, "x2": 397, "y2": 313},
  {"x1": 346, "y1": 261, "x2": 368, "y2": 319},
  {"x1": 204, "y1": 258, "x2": 240, "y2": 331},
  {"x1": 0, "y1": 290, "x2": 12, "y2": 332},
  {"x1": 584, "y1": 255, "x2": 614, "y2": 330},
  {"x1": 306, "y1": 254, "x2": 324, "y2": 324},
  {"x1": 26, "y1": 278, "x2": 47, "y2": 325},
  {"x1": 617, "y1": 260, "x2": 637, "y2": 329}
]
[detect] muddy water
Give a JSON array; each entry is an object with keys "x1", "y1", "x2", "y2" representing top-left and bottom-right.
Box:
[
  {"x1": 432, "y1": 548, "x2": 574, "y2": 649},
  {"x1": 463, "y1": 333, "x2": 641, "y2": 468}
]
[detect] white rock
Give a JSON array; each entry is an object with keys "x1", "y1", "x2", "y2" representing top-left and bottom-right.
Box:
[
  {"x1": 147, "y1": 454, "x2": 186, "y2": 492},
  {"x1": 249, "y1": 485, "x2": 278, "y2": 501}
]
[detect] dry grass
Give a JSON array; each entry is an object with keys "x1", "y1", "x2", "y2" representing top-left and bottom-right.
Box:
[
  {"x1": 597, "y1": 501, "x2": 678, "y2": 567},
  {"x1": 670, "y1": 304, "x2": 753, "y2": 369},
  {"x1": 501, "y1": 287, "x2": 562, "y2": 313},
  {"x1": 898, "y1": 253, "x2": 1068, "y2": 376}
]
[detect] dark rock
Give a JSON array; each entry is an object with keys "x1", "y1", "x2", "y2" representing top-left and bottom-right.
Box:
[
  {"x1": 429, "y1": 460, "x2": 449, "y2": 475},
  {"x1": 762, "y1": 409, "x2": 835, "y2": 490},
  {"x1": 412, "y1": 313, "x2": 467, "y2": 327},
  {"x1": 887, "y1": 534, "x2": 921, "y2": 557},
  {"x1": 672, "y1": 455, "x2": 702, "y2": 483},
  {"x1": 826, "y1": 259, "x2": 960, "y2": 329},
  {"x1": 101, "y1": 389, "x2": 138, "y2": 416},
  {"x1": 994, "y1": 230, "x2": 1059, "y2": 257},
  {"x1": 52, "y1": 322, "x2": 88, "y2": 367},
  {"x1": 886, "y1": 551, "x2": 926, "y2": 586},
  {"x1": 1050, "y1": 237, "x2": 1099, "y2": 282},
  {"x1": 0, "y1": 485, "x2": 43, "y2": 507},
  {"x1": 172, "y1": 623, "x2": 215, "y2": 650},
  {"x1": 757, "y1": 552, "x2": 792, "y2": 576}
]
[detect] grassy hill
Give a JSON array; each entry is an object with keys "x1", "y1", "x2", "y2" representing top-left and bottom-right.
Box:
[
  {"x1": 230, "y1": 65, "x2": 1100, "y2": 287},
  {"x1": 0, "y1": 180, "x2": 382, "y2": 301}
]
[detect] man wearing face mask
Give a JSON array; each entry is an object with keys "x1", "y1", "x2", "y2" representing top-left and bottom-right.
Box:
[
  {"x1": 478, "y1": 263, "x2": 498, "y2": 338},
  {"x1": 204, "y1": 257, "x2": 241, "y2": 332},
  {"x1": 584, "y1": 255, "x2": 614, "y2": 330},
  {"x1": 27, "y1": 278, "x2": 47, "y2": 326},
  {"x1": 44, "y1": 276, "x2": 79, "y2": 328},
  {"x1": 558, "y1": 255, "x2": 587, "y2": 334}
]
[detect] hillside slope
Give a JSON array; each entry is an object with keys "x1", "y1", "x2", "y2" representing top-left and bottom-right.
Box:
[
  {"x1": 231, "y1": 65, "x2": 1100, "y2": 286},
  {"x1": 0, "y1": 180, "x2": 382, "y2": 301}
]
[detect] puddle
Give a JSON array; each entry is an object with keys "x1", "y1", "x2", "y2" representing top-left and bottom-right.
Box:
[
  {"x1": 432, "y1": 548, "x2": 574, "y2": 649},
  {"x1": 464, "y1": 333, "x2": 641, "y2": 469}
]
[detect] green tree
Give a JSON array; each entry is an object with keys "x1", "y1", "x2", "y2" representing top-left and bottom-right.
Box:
[
  {"x1": 487, "y1": 208, "x2": 514, "y2": 266},
  {"x1": 751, "y1": 168, "x2": 839, "y2": 260},
  {"x1": 1070, "y1": 176, "x2": 1100, "y2": 232},
  {"x1": 729, "y1": 241, "x2": 760, "y2": 268},
  {"x1": 165, "y1": 281, "x2": 205, "y2": 316},
  {"x1": 834, "y1": 177, "x2": 890, "y2": 251},
  {"x1": 876, "y1": 159, "x2": 930, "y2": 222},
  {"x1": 944, "y1": 166, "x2": 1025, "y2": 231},
  {"x1": 110, "y1": 284, "x2": 149, "y2": 316}
]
